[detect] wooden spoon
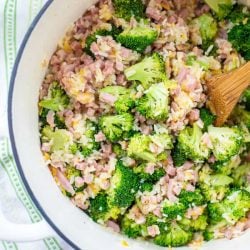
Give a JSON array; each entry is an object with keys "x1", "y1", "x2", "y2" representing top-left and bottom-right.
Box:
[{"x1": 206, "y1": 62, "x2": 250, "y2": 126}]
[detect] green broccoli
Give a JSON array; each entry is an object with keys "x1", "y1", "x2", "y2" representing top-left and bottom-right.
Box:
[
  {"x1": 127, "y1": 133, "x2": 172, "y2": 162},
  {"x1": 133, "y1": 164, "x2": 165, "y2": 183},
  {"x1": 150, "y1": 133, "x2": 173, "y2": 150},
  {"x1": 89, "y1": 192, "x2": 109, "y2": 222},
  {"x1": 99, "y1": 113, "x2": 134, "y2": 142},
  {"x1": 99, "y1": 86, "x2": 135, "y2": 114},
  {"x1": 231, "y1": 163, "x2": 250, "y2": 188},
  {"x1": 133, "y1": 164, "x2": 165, "y2": 191},
  {"x1": 112, "y1": 144, "x2": 126, "y2": 157},
  {"x1": 144, "y1": 213, "x2": 169, "y2": 235},
  {"x1": 177, "y1": 123, "x2": 210, "y2": 162},
  {"x1": 204, "y1": 0, "x2": 234, "y2": 20},
  {"x1": 85, "y1": 25, "x2": 122, "y2": 55},
  {"x1": 39, "y1": 108, "x2": 66, "y2": 129},
  {"x1": 153, "y1": 222, "x2": 193, "y2": 247},
  {"x1": 112, "y1": 0, "x2": 145, "y2": 21},
  {"x1": 121, "y1": 213, "x2": 144, "y2": 238},
  {"x1": 39, "y1": 82, "x2": 70, "y2": 111},
  {"x1": 208, "y1": 125, "x2": 243, "y2": 162},
  {"x1": 108, "y1": 160, "x2": 139, "y2": 208},
  {"x1": 208, "y1": 188, "x2": 250, "y2": 225},
  {"x1": 65, "y1": 165, "x2": 81, "y2": 179},
  {"x1": 172, "y1": 143, "x2": 187, "y2": 167},
  {"x1": 77, "y1": 121, "x2": 100, "y2": 157},
  {"x1": 178, "y1": 189, "x2": 205, "y2": 208},
  {"x1": 162, "y1": 200, "x2": 187, "y2": 220},
  {"x1": 116, "y1": 21, "x2": 158, "y2": 53},
  {"x1": 242, "y1": 88, "x2": 250, "y2": 111},
  {"x1": 136, "y1": 82, "x2": 169, "y2": 121},
  {"x1": 88, "y1": 192, "x2": 121, "y2": 222},
  {"x1": 64, "y1": 165, "x2": 85, "y2": 192},
  {"x1": 191, "y1": 14, "x2": 218, "y2": 50},
  {"x1": 200, "y1": 108, "x2": 216, "y2": 131},
  {"x1": 199, "y1": 166, "x2": 233, "y2": 202},
  {"x1": 226, "y1": 4, "x2": 250, "y2": 24},
  {"x1": 203, "y1": 221, "x2": 227, "y2": 241},
  {"x1": 211, "y1": 155, "x2": 241, "y2": 175},
  {"x1": 41, "y1": 126, "x2": 72, "y2": 152},
  {"x1": 231, "y1": 105, "x2": 250, "y2": 130},
  {"x1": 39, "y1": 108, "x2": 49, "y2": 128},
  {"x1": 179, "y1": 214, "x2": 208, "y2": 232},
  {"x1": 125, "y1": 53, "x2": 167, "y2": 89},
  {"x1": 228, "y1": 19, "x2": 250, "y2": 60}
]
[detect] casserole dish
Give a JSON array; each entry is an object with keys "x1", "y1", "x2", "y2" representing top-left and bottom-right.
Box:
[{"x1": 2, "y1": 0, "x2": 250, "y2": 249}]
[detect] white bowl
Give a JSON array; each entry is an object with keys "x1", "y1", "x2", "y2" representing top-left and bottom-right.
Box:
[{"x1": 7, "y1": 0, "x2": 250, "y2": 249}]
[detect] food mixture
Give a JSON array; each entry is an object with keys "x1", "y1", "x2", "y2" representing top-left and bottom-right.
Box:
[{"x1": 39, "y1": 0, "x2": 250, "y2": 247}]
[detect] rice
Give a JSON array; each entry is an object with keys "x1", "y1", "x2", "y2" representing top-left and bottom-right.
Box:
[{"x1": 39, "y1": 0, "x2": 250, "y2": 247}]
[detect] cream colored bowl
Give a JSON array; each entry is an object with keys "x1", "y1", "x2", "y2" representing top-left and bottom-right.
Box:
[{"x1": 3, "y1": 0, "x2": 250, "y2": 249}]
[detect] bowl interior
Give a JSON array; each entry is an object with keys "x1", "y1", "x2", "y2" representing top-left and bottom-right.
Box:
[{"x1": 8, "y1": 0, "x2": 250, "y2": 249}]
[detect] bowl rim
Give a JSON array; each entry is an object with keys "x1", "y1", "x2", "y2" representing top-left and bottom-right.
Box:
[{"x1": 7, "y1": 1, "x2": 79, "y2": 249}]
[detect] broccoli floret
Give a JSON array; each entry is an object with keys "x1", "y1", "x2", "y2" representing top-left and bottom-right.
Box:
[
  {"x1": 179, "y1": 214, "x2": 208, "y2": 232},
  {"x1": 108, "y1": 161, "x2": 139, "y2": 208},
  {"x1": 231, "y1": 163, "x2": 250, "y2": 188},
  {"x1": 205, "y1": 0, "x2": 233, "y2": 20},
  {"x1": 211, "y1": 155, "x2": 241, "y2": 175},
  {"x1": 208, "y1": 188, "x2": 250, "y2": 225},
  {"x1": 200, "y1": 108, "x2": 216, "y2": 131},
  {"x1": 88, "y1": 192, "x2": 121, "y2": 222},
  {"x1": 136, "y1": 82, "x2": 169, "y2": 121},
  {"x1": 203, "y1": 221, "x2": 227, "y2": 241},
  {"x1": 54, "y1": 114, "x2": 66, "y2": 129},
  {"x1": 89, "y1": 192, "x2": 109, "y2": 222},
  {"x1": 39, "y1": 108, "x2": 49, "y2": 128},
  {"x1": 39, "y1": 82, "x2": 70, "y2": 111},
  {"x1": 85, "y1": 25, "x2": 122, "y2": 55},
  {"x1": 133, "y1": 164, "x2": 165, "y2": 182},
  {"x1": 99, "y1": 113, "x2": 134, "y2": 142},
  {"x1": 112, "y1": 144, "x2": 126, "y2": 157},
  {"x1": 114, "y1": 97, "x2": 135, "y2": 114},
  {"x1": 177, "y1": 123, "x2": 210, "y2": 162},
  {"x1": 112, "y1": 0, "x2": 145, "y2": 21},
  {"x1": 77, "y1": 121, "x2": 100, "y2": 157},
  {"x1": 127, "y1": 133, "x2": 172, "y2": 162},
  {"x1": 121, "y1": 213, "x2": 143, "y2": 238},
  {"x1": 188, "y1": 214, "x2": 208, "y2": 231},
  {"x1": 153, "y1": 222, "x2": 193, "y2": 247},
  {"x1": 191, "y1": 14, "x2": 218, "y2": 48},
  {"x1": 99, "y1": 86, "x2": 135, "y2": 114},
  {"x1": 41, "y1": 126, "x2": 72, "y2": 152},
  {"x1": 242, "y1": 88, "x2": 250, "y2": 111},
  {"x1": 64, "y1": 165, "x2": 84, "y2": 192},
  {"x1": 39, "y1": 108, "x2": 66, "y2": 129},
  {"x1": 231, "y1": 105, "x2": 250, "y2": 130},
  {"x1": 228, "y1": 19, "x2": 250, "y2": 60},
  {"x1": 117, "y1": 21, "x2": 157, "y2": 53},
  {"x1": 144, "y1": 214, "x2": 168, "y2": 234},
  {"x1": 139, "y1": 182, "x2": 155, "y2": 192},
  {"x1": 133, "y1": 164, "x2": 165, "y2": 191},
  {"x1": 162, "y1": 200, "x2": 187, "y2": 220},
  {"x1": 178, "y1": 189, "x2": 205, "y2": 208},
  {"x1": 125, "y1": 53, "x2": 167, "y2": 89},
  {"x1": 199, "y1": 166, "x2": 233, "y2": 202},
  {"x1": 208, "y1": 125, "x2": 243, "y2": 162},
  {"x1": 150, "y1": 133, "x2": 173, "y2": 150},
  {"x1": 226, "y1": 4, "x2": 250, "y2": 24},
  {"x1": 65, "y1": 165, "x2": 81, "y2": 179},
  {"x1": 172, "y1": 143, "x2": 187, "y2": 167}
]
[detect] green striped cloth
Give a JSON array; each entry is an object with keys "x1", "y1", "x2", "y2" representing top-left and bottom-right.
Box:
[{"x1": 0, "y1": 1, "x2": 70, "y2": 249}]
